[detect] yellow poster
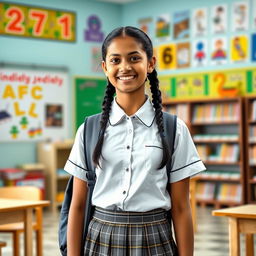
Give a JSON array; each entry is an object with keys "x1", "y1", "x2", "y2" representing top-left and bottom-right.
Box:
[
  {"x1": 209, "y1": 71, "x2": 246, "y2": 97},
  {"x1": 158, "y1": 44, "x2": 176, "y2": 70},
  {"x1": 231, "y1": 35, "x2": 248, "y2": 62},
  {"x1": 0, "y1": 2, "x2": 76, "y2": 42},
  {"x1": 159, "y1": 76, "x2": 171, "y2": 101}
]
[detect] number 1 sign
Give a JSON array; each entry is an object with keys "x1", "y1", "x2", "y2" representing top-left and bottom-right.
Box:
[{"x1": 0, "y1": 2, "x2": 76, "y2": 42}]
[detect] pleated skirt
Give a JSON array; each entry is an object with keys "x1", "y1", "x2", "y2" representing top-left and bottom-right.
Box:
[{"x1": 84, "y1": 207, "x2": 178, "y2": 256}]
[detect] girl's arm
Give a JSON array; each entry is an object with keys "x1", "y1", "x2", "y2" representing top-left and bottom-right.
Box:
[
  {"x1": 170, "y1": 177, "x2": 194, "y2": 256},
  {"x1": 67, "y1": 177, "x2": 88, "y2": 256}
]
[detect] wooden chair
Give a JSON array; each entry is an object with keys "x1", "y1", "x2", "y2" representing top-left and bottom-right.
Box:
[
  {"x1": 0, "y1": 241, "x2": 7, "y2": 256},
  {"x1": 0, "y1": 186, "x2": 43, "y2": 256}
]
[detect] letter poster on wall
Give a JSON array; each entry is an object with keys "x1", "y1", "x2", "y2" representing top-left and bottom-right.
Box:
[{"x1": 0, "y1": 68, "x2": 69, "y2": 141}]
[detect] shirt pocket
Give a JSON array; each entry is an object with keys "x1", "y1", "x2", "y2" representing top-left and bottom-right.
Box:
[{"x1": 144, "y1": 141, "x2": 164, "y2": 174}]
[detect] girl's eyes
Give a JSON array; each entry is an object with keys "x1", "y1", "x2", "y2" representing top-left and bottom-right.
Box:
[{"x1": 109, "y1": 56, "x2": 141, "y2": 64}]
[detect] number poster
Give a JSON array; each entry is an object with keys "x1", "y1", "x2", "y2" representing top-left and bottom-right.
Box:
[{"x1": 0, "y1": 2, "x2": 76, "y2": 42}]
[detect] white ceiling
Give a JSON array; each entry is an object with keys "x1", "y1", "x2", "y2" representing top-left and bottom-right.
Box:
[{"x1": 94, "y1": 0, "x2": 142, "y2": 4}]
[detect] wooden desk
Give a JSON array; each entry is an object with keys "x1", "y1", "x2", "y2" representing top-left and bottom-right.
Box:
[
  {"x1": 212, "y1": 204, "x2": 256, "y2": 256},
  {"x1": 0, "y1": 198, "x2": 50, "y2": 256}
]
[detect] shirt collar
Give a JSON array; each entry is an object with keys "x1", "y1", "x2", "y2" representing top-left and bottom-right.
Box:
[{"x1": 109, "y1": 96, "x2": 155, "y2": 127}]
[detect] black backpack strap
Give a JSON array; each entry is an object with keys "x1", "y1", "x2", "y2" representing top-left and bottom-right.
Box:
[
  {"x1": 82, "y1": 114, "x2": 101, "y2": 253},
  {"x1": 163, "y1": 112, "x2": 177, "y2": 181}
]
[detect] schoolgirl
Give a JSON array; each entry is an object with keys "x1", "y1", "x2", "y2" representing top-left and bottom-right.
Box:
[{"x1": 64, "y1": 26, "x2": 206, "y2": 256}]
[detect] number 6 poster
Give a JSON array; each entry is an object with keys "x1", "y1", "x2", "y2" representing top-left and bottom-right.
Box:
[
  {"x1": 158, "y1": 44, "x2": 176, "y2": 70},
  {"x1": 0, "y1": 2, "x2": 76, "y2": 42}
]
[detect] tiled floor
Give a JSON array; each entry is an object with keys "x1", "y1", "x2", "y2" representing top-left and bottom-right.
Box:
[{"x1": 0, "y1": 206, "x2": 255, "y2": 255}]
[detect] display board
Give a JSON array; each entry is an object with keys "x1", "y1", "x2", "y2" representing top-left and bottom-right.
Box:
[
  {"x1": 0, "y1": 2, "x2": 76, "y2": 42},
  {"x1": 160, "y1": 67, "x2": 256, "y2": 100},
  {"x1": 74, "y1": 77, "x2": 106, "y2": 129},
  {"x1": 0, "y1": 68, "x2": 69, "y2": 141}
]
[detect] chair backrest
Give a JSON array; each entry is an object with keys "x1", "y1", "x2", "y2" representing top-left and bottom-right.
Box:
[{"x1": 0, "y1": 186, "x2": 41, "y2": 200}]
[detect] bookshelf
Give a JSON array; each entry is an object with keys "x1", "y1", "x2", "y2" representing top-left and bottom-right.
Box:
[
  {"x1": 244, "y1": 96, "x2": 256, "y2": 203},
  {"x1": 163, "y1": 97, "x2": 245, "y2": 208},
  {"x1": 37, "y1": 141, "x2": 73, "y2": 213}
]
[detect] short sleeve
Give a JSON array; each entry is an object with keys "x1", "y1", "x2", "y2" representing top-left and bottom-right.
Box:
[
  {"x1": 63, "y1": 123, "x2": 88, "y2": 181},
  {"x1": 169, "y1": 118, "x2": 206, "y2": 183}
]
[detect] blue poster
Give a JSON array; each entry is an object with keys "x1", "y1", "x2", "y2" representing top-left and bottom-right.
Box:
[{"x1": 252, "y1": 34, "x2": 256, "y2": 62}]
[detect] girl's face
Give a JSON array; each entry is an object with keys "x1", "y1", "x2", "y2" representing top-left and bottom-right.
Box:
[{"x1": 102, "y1": 35, "x2": 155, "y2": 96}]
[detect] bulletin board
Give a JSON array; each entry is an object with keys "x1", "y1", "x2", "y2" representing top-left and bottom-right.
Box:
[
  {"x1": 0, "y1": 67, "x2": 69, "y2": 141},
  {"x1": 160, "y1": 66, "x2": 256, "y2": 100},
  {"x1": 74, "y1": 77, "x2": 106, "y2": 129}
]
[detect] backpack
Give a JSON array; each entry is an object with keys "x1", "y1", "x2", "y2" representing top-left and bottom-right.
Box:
[{"x1": 58, "y1": 112, "x2": 177, "y2": 256}]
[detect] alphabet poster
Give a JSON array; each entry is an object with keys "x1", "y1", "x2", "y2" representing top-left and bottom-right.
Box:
[{"x1": 0, "y1": 68, "x2": 69, "y2": 141}]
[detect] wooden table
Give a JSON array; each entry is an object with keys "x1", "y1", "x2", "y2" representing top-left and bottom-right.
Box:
[
  {"x1": 0, "y1": 198, "x2": 50, "y2": 256},
  {"x1": 212, "y1": 204, "x2": 256, "y2": 256}
]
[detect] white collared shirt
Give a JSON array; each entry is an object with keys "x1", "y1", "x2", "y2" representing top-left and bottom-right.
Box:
[{"x1": 64, "y1": 96, "x2": 206, "y2": 211}]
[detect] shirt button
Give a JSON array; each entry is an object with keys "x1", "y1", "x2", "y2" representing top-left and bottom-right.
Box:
[
  {"x1": 123, "y1": 191, "x2": 126, "y2": 194},
  {"x1": 126, "y1": 168, "x2": 129, "y2": 172},
  {"x1": 126, "y1": 117, "x2": 129, "y2": 120},
  {"x1": 127, "y1": 146, "x2": 130, "y2": 149}
]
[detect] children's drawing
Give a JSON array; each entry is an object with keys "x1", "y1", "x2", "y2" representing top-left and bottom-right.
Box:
[
  {"x1": 232, "y1": 2, "x2": 249, "y2": 31},
  {"x1": 155, "y1": 14, "x2": 170, "y2": 40},
  {"x1": 211, "y1": 5, "x2": 227, "y2": 34},
  {"x1": 231, "y1": 35, "x2": 248, "y2": 62},
  {"x1": 173, "y1": 10, "x2": 190, "y2": 39},
  {"x1": 192, "y1": 8, "x2": 207, "y2": 37},
  {"x1": 211, "y1": 38, "x2": 227, "y2": 65},
  {"x1": 177, "y1": 42, "x2": 190, "y2": 68},
  {"x1": 192, "y1": 39, "x2": 207, "y2": 67}
]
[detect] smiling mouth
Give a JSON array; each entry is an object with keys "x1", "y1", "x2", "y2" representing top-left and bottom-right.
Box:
[{"x1": 117, "y1": 75, "x2": 136, "y2": 81}]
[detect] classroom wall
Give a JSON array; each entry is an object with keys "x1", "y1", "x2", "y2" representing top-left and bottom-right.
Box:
[
  {"x1": 0, "y1": 0, "x2": 121, "y2": 168},
  {"x1": 122, "y1": 0, "x2": 255, "y2": 75}
]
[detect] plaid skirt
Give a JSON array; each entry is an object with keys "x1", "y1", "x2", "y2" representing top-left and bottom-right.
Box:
[{"x1": 84, "y1": 207, "x2": 178, "y2": 256}]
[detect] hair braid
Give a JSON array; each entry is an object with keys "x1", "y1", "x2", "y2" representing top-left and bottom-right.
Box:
[
  {"x1": 148, "y1": 69, "x2": 171, "y2": 169},
  {"x1": 93, "y1": 80, "x2": 115, "y2": 167}
]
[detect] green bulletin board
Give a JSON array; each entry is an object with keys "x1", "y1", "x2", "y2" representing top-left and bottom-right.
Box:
[{"x1": 74, "y1": 77, "x2": 106, "y2": 129}]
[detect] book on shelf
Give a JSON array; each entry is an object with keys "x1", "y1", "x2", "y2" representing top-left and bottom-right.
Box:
[
  {"x1": 57, "y1": 168, "x2": 70, "y2": 178},
  {"x1": 217, "y1": 183, "x2": 241, "y2": 203},
  {"x1": 198, "y1": 170, "x2": 240, "y2": 180},
  {"x1": 193, "y1": 103, "x2": 239, "y2": 123},
  {"x1": 196, "y1": 182, "x2": 215, "y2": 200},
  {"x1": 193, "y1": 134, "x2": 238, "y2": 142},
  {"x1": 249, "y1": 126, "x2": 256, "y2": 142},
  {"x1": 252, "y1": 100, "x2": 256, "y2": 121},
  {"x1": 249, "y1": 145, "x2": 256, "y2": 164},
  {"x1": 165, "y1": 104, "x2": 189, "y2": 123}
]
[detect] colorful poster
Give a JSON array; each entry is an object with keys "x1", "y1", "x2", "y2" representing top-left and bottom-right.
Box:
[
  {"x1": 155, "y1": 14, "x2": 170, "y2": 41},
  {"x1": 158, "y1": 44, "x2": 176, "y2": 70},
  {"x1": 253, "y1": 0, "x2": 256, "y2": 30},
  {"x1": 192, "y1": 8, "x2": 208, "y2": 37},
  {"x1": 190, "y1": 75, "x2": 208, "y2": 98},
  {"x1": 175, "y1": 76, "x2": 190, "y2": 98},
  {"x1": 252, "y1": 34, "x2": 256, "y2": 61},
  {"x1": 0, "y1": 69, "x2": 69, "y2": 141},
  {"x1": 211, "y1": 37, "x2": 228, "y2": 65},
  {"x1": 209, "y1": 71, "x2": 246, "y2": 97},
  {"x1": 231, "y1": 35, "x2": 248, "y2": 62},
  {"x1": 91, "y1": 47, "x2": 103, "y2": 73},
  {"x1": 176, "y1": 42, "x2": 190, "y2": 68},
  {"x1": 192, "y1": 39, "x2": 208, "y2": 67},
  {"x1": 0, "y1": 2, "x2": 76, "y2": 42},
  {"x1": 138, "y1": 17, "x2": 153, "y2": 37},
  {"x1": 232, "y1": 1, "x2": 249, "y2": 31},
  {"x1": 173, "y1": 10, "x2": 190, "y2": 39},
  {"x1": 158, "y1": 76, "x2": 171, "y2": 101},
  {"x1": 84, "y1": 15, "x2": 104, "y2": 42},
  {"x1": 211, "y1": 4, "x2": 228, "y2": 34}
]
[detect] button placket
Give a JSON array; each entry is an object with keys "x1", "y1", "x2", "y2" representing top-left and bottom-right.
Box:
[{"x1": 121, "y1": 117, "x2": 133, "y2": 208}]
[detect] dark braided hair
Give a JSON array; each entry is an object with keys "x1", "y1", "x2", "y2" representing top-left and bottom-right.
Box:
[{"x1": 93, "y1": 26, "x2": 170, "y2": 169}]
